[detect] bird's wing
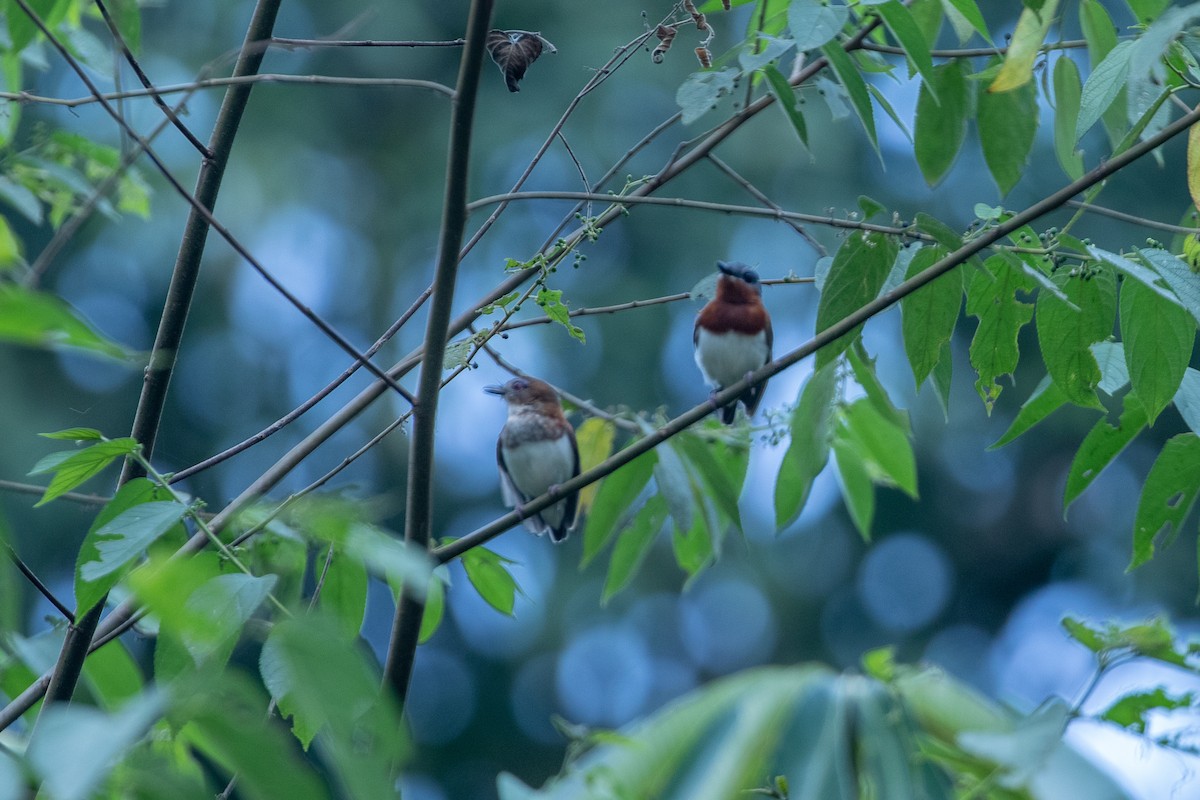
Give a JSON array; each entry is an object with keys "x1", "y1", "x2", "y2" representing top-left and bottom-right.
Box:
[
  {"x1": 557, "y1": 426, "x2": 581, "y2": 538},
  {"x1": 496, "y1": 437, "x2": 547, "y2": 535}
]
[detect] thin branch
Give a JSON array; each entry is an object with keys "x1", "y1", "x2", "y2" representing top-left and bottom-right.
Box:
[
  {"x1": 859, "y1": 38, "x2": 1090, "y2": 59},
  {"x1": 431, "y1": 101, "x2": 1200, "y2": 565},
  {"x1": 0, "y1": 74, "x2": 455, "y2": 107},
  {"x1": 707, "y1": 154, "x2": 827, "y2": 256},
  {"x1": 0, "y1": 480, "x2": 110, "y2": 506},
  {"x1": 93, "y1": 0, "x2": 211, "y2": 157},
  {"x1": 270, "y1": 36, "x2": 466, "y2": 48},
  {"x1": 4, "y1": 543, "x2": 75, "y2": 623},
  {"x1": 1067, "y1": 199, "x2": 1199, "y2": 235},
  {"x1": 382, "y1": 0, "x2": 495, "y2": 706},
  {"x1": 466, "y1": 190, "x2": 925, "y2": 239}
]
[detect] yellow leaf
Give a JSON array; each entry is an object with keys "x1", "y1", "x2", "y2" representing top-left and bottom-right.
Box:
[
  {"x1": 1187, "y1": 121, "x2": 1200, "y2": 213},
  {"x1": 574, "y1": 417, "x2": 615, "y2": 516},
  {"x1": 989, "y1": 0, "x2": 1060, "y2": 93}
]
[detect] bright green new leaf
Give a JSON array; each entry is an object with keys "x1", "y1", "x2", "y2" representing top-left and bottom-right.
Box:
[
  {"x1": 1053, "y1": 57, "x2": 1084, "y2": 179},
  {"x1": 583, "y1": 449, "x2": 656, "y2": 565},
  {"x1": 848, "y1": 342, "x2": 909, "y2": 432},
  {"x1": 764, "y1": 64, "x2": 808, "y2": 147},
  {"x1": 788, "y1": 0, "x2": 849, "y2": 50},
  {"x1": 461, "y1": 546, "x2": 521, "y2": 616},
  {"x1": 31, "y1": 437, "x2": 139, "y2": 507},
  {"x1": 39, "y1": 427, "x2": 104, "y2": 441},
  {"x1": 875, "y1": 1, "x2": 935, "y2": 85},
  {"x1": 1131, "y1": 434, "x2": 1200, "y2": 569},
  {"x1": 815, "y1": 231, "x2": 898, "y2": 367},
  {"x1": 989, "y1": 0, "x2": 1060, "y2": 92},
  {"x1": 901, "y1": 247, "x2": 961, "y2": 387},
  {"x1": 1101, "y1": 687, "x2": 1194, "y2": 734},
  {"x1": 966, "y1": 254, "x2": 1036, "y2": 411},
  {"x1": 0, "y1": 285, "x2": 135, "y2": 362},
  {"x1": 775, "y1": 364, "x2": 839, "y2": 528},
  {"x1": 1075, "y1": 41, "x2": 1134, "y2": 143},
  {"x1": 990, "y1": 376, "x2": 1067, "y2": 449},
  {"x1": 1064, "y1": 392, "x2": 1148, "y2": 511},
  {"x1": 536, "y1": 288, "x2": 584, "y2": 342},
  {"x1": 837, "y1": 399, "x2": 918, "y2": 499},
  {"x1": 832, "y1": 436, "x2": 876, "y2": 539},
  {"x1": 7, "y1": 0, "x2": 63, "y2": 53},
  {"x1": 978, "y1": 61, "x2": 1038, "y2": 194},
  {"x1": 73, "y1": 478, "x2": 170, "y2": 613},
  {"x1": 1120, "y1": 277, "x2": 1195, "y2": 424},
  {"x1": 914, "y1": 60, "x2": 969, "y2": 185},
  {"x1": 574, "y1": 417, "x2": 615, "y2": 516},
  {"x1": 1035, "y1": 267, "x2": 1117, "y2": 407},
  {"x1": 603, "y1": 495, "x2": 669, "y2": 604},
  {"x1": 418, "y1": 573, "x2": 446, "y2": 644},
  {"x1": 320, "y1": 549, "x2": 368, "y2": 637},
  {"x1": 821, "y1": 42, "x2": 878, "y2": 153}
]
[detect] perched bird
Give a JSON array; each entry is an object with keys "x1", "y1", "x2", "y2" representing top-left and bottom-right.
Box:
[
  {"x1": 693, "y1": 261, "x2": 773, "y2": 425},
  {"x1": 485, "y1": 377, "x2": 580, "y2": 542}
]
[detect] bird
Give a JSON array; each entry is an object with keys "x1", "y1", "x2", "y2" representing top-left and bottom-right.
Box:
[
  {"x1": 485, "y1": 376, "x2": 580, "y2": 542},
  {"x1": 693, "y1": 261, "x2": 773, "y2": 425}
]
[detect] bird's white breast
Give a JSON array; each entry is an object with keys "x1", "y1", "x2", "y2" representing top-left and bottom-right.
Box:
[
  {"x1": 501, "y1": 433, "x2": 575, "y2": 497},
  {"x1": 694, "y1": 328, "x2": 769, "y2": 388}
]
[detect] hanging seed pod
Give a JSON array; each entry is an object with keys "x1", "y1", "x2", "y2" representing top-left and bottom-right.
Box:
[
  {"x1": 683, "y1": 0, "x2": 707, "y2": 30},
  {"x1": 722, "y1": 0, "x2": 731, "y2": 8},
  {"x1": 652, "y1": 24, "x2": 676, "y2": 64},
  {"x1": 695, "y1": 46, "x2": 712, "y2": 68}
]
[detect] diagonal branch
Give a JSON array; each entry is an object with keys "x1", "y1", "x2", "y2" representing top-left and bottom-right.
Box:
[{"x1": 380, "y1": 0, "x2": 495, "y2": 705}]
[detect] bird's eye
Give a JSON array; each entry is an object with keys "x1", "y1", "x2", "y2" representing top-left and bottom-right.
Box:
[
  {"x1": 743, "y1": 269, "x2": 759, "y2": 283},
  {"x1": 511, "y1": 379, "x2": 528, "y2": 391}
]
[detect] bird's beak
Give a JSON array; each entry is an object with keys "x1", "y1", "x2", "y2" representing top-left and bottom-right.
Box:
[{"x1": 484, "y1": 384, "x2": 506, "y2": 396}]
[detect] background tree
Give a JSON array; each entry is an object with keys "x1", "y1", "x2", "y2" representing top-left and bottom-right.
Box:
[{"x1": 0, "y1": 0, "x2": 1198, "y2": 798}]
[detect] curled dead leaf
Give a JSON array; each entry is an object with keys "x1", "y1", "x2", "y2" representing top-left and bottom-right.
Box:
[{"x1": 486, "y1": 30, "x2": 555, "y2": 93}]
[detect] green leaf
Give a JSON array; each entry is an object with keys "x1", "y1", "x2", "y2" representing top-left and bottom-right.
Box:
[
  {"x1": 73, "y1": 478, "x2": 171, "y2": 613},
  {"x1": 832, "y1": 436, "x2": 876, "y2": 538},
  {"x1": 80, "y1": 638, "x2": 143, "y2": 711},
  {"x1": 1093, "y1": 340, "x2": 1131, "y2": 395},
  {"x1": 1064, "y1": 392, "x2": 1148, "y2": 511},
  {"x1": 461, "y1": 545, "x2": 520, "y2": 616},
  {"x1": 32, "y1": 437, "x2": 139, "y2": 506},
  {"x1": 966, "y1": 254, "x2": 1036, "y2": 411},
  {"x1": 1101, "y1": 688, "x2": 1194, "y2": 734},
  {"x1": 875, "y1": 1, "x2": 935, "y2": 85},
  {"x1": 788, "y1": 0, "x2": 849, "y2": 50},
  {"x1": 536, "y1": 288, "x2": 585, "y2": 342},
  {"x1": 1120, "y1": 277, "x2": 1195, "y2": 424},
  {"x1": 78, "y1": 500, "x2": 189, "y2": 583},
  {"x1": 676, "y1": 431, "x2": 748, "y2": 534},
  {"x1": 673, "y1": 504, "x2": 715, "y2": 578},
  {"x1": 837, "y1": 399, "x2": 918, "y2": 498},
  {"x1": 1131, "y1": 433, "x2": 1200, "y2": 569},
  {"x1": 1087, "y1": 245, "x2": 1181, "y2": 306},
  {"x1": 320, "y1": 549, "x2": 368, "y2": 637},
  {"x1": 1075, "y1": 41, "x2": 1134, "y2": 143},
  {"x1": 677, "y1": 68, "x2": 738, "y2": 125},
  {"x1": 583, "y1": 449, "x2": 657, "y2": 565},
  {"x1": 104, "y1": 0, "x2": 142, "y2": 53},
  {"x1": 418, "y1": 573, "x2": 446, "y2": 644},
  {"x1": 653, "y1": 437, "x2": 695, "y2": 533},
  {"x1": 820, "y1": 41, "x2": 878, "y2": 153},
  {"x1": 0, "y1": 285, "x2": 136, "y2": 361},
  {"x1": 7, "y1": 0, "x2": 61, "y2": 53},
  {"x1": 603, "y1": 495, "x2": 668, "y2": 604},
  {"x1": 739, "y1": 34, "x2": 796, "y2": 71},
  {"x1": 39, "y1": 427, "x2": 104, "y2": 441},
  {"x1": 931, "y1": 339, "x2": 953, "y2": 417},
  {"x1": 901, "y1": 247, "x2": 961, "y2": 387},
  {"x1": 775, "y1": 363, "x2": 839, "y2": 528},
  {"x1": 1035, "y1": 267, "x2": 1117, "y2": 407},
  {"x1": 989, "y1": 0, "x2": 1059, "y2": 92},
  {"x1": 815, "y1": 231, "x2": 898, "y2": 367},
  {"x1": 978, "y1": 59, "x2": 1038, "y2": 195},
  {"x1": 941, "y1": 0, "x2": 991, "y2": 44},
  {"x1": 914, "y1": 60, "x2": 969, "y2": 185},
  {"x1": 177, "y1": 573, "x2": 277, "y2": 663},
  {"x1": 1052, "y1": 56, "x2": 1084, "y2": 179},
  {"x1": 764, "y1": 64, "x2": 808, "y2": 147},
  {"x1": 990, "y1": 376, "x2": 1067, "y2": 449},
  {"x1": 574, "y1": 417, "x2": 615, "y2": 516},
  {"x1": 1138, "y1": 248, "x2": 1200, "y2": 326},
  {"x1": 848, "y1": 342, "x2": 909, "y2": 433},
  {"x1": 28, "y1": 690, "x2": 166, "y2": 800}
]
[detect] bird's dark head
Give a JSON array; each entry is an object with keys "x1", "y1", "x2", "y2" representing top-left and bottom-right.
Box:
[
  {"x1": 485, "y1": 376, "x2": 560, "y2": 408},
  {"x1": 716, "y1": 261, "x2": 763, "y2": 298}
]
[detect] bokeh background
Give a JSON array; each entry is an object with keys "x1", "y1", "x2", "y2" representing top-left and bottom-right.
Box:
[{"x1": 2, "y1": 1, "x2": 1199, "y2": 798}]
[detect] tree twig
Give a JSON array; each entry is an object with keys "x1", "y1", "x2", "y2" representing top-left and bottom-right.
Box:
[{"x1": 3, "y1": 542, "x2": 75, "y2": 623}]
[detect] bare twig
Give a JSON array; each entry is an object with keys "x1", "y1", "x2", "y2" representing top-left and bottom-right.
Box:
[
  {"x1": 707, "y1": 155, "x2": 827, "y2": 256},
  {"x1": 0, "y1": 480, "x2": 110, "y2": 507},
  {"x1": 3, "y1": 543, "x2": 75, "y2": 623},
  {"x1": 1067, "y1": 199, "x2": 1198, "y2": 235},
  {"x1": 270, "y1": 36, "x2": 466, "y2": 48}
]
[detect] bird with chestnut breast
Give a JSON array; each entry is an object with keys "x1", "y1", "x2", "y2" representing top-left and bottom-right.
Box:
[
  {"x1": 485, "y1": 377, "x2": 580, "y2": 542},
  {"x1": 693, "y1": 261, "x2": 773, "y2": 425}
]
